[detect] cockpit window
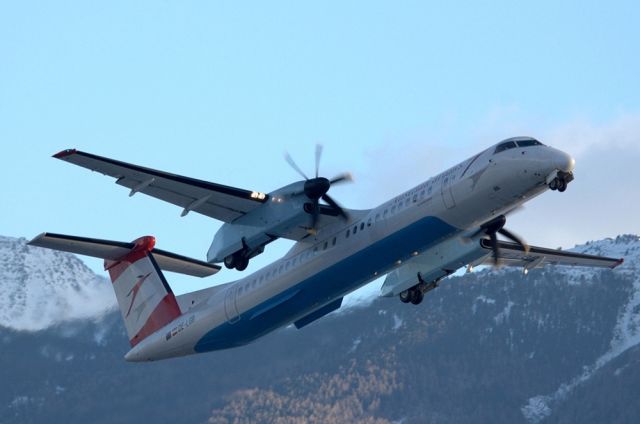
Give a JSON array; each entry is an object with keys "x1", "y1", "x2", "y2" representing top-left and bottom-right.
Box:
[
  {"x1": 516, "y1": 139, "x2": 543, "y2": 147},
  {"x1": 494, "y1": 141, "x2": 517, "y2": 154}
]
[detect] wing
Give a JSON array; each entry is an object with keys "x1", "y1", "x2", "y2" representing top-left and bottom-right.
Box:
[
  {"x1": 54, "y1": 149, "x2": 269, "y2": 223},
  {"x1": 478, "y1": 239, "x2": 624, "y2": 270}
]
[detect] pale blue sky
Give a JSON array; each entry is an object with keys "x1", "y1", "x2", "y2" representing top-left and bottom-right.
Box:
[{"x1": 2, "y1": 1, "x2": 639, "y2": 293}]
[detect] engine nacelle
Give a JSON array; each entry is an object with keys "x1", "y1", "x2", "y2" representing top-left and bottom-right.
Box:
[{"x1": 206, "y1": 181, "x2": 311, "y2": 265}]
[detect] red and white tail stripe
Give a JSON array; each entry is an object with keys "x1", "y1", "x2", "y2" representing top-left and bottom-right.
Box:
[{"x1": 104, "y1": 236, "x2": 181, "y2": 346}]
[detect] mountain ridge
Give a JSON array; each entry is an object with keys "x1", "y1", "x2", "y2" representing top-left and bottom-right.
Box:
[
  {"x1": 1, "y1": 234, "x2": 639, "y2": 423},
  {"x1": 0, "y1": 235, "x2": 116, "y2": 331}
]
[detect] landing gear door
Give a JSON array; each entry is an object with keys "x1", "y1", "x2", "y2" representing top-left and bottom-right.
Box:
[
  {"x1": 441, "y1": 176, "x2": 456, "y2": 209},
  {"x1": 224, "y1": 286, "x2": 240, "y2": 324}
]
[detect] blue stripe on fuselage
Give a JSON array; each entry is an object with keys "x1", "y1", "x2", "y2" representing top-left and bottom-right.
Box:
[{"x1": 194, "y1": 216, "x2": 458, "y2": 352}]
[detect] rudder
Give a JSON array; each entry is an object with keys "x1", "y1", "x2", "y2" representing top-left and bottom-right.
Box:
[{"x1": 104, "y1": 236, "x2": 181, "y2": 346}]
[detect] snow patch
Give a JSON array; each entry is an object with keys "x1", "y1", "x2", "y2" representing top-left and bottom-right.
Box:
[
  {"x1": 341, "y1": 279, "x2": 382, "y2": 310},
  {"x1": 472, "y1": 295, "x2": 496, "y2": 314},
  {"x1": 8, "y1": 395, "x2": 43, "y2": 409},
  {"x1": 522, "y1": 396, "x2": 552, "y2": 423},
  {"x1": 494, "y1": 301, "x2": 515, "y2": 325},
  {"x1": 392, "y1": 314, "x2": 403, "y2": 331},
  {"x1": 348, "y1": 337, "x2": 362, "y2": 354}
]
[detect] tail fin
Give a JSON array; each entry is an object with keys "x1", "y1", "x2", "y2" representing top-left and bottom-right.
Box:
[
  {"x1": 28, "y1": 233, "x2": 221, "y2": 347},
  {"x1": 104, "y1": 236, "x2": 181, "y2": 347}
]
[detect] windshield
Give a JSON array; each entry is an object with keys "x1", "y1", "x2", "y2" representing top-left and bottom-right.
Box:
[
  {"x1": 494, "y1": 141, "x2": 517, "y2": 154},
  {"x1": 516, "y1": 139, "x2": 543, "y2": 147},
  {"x1": 494, "y1": 138, "x2": 544, "y2": 154}
]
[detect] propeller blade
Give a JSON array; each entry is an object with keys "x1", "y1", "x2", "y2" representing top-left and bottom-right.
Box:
[
  {"x1": 329, "y1": 172, "x2": 353, "y2": 185},
  {"x1": 498, "y1": 228, "x2": 530, "y2": 253},
  {"x1": 285, "y1": 152, "x2": 309, "y2": 180},
  {"x1": 315, "y1": 144, "x2": 323, "y2": 178},
  {"x1": 489, "y1": 231, "x2": 500, "y2": 266},
  {"x1": 322, "y1": 194, "x2": 349, "y2": 221}
]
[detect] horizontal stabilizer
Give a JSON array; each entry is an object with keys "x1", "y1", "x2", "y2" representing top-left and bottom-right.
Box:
[{"x1": 28, "y1": 233, "x2": 220, "y2": 278}]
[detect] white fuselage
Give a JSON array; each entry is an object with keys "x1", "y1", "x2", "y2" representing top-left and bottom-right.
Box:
[{"x1": 125, "y1": 139, "x2": 574, "y2": 361}]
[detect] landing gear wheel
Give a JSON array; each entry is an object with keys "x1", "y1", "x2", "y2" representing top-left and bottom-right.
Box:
[
  {"x1": 399, "y1": 290, "x2": 411, "y2": 303},
  {"x1": 235, "y1": 256, "x2": 249, "y2": 271},
  {"x1": 223, "y1": 254, "x2": 236, "y2": 270},
  {"x1": 224, "y1": 252, "x2": 249, "y2": 270},
  {"x1": 549, "y1": 178, "x2": 559, "y2": 191},
  {"x1": 557, "y1": 179, "x2": 567, "y2": 192},
  {"x1": 410, "y1": 289, "x2": 424, "y2": 305}
]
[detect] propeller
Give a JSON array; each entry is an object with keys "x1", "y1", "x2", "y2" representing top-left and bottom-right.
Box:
[
  {"x1": 285, "y1": 145, "x2": 352, "y2": 234},
  {"x1": 473, "y1": 215, "x2": 529, "y2": 266}
]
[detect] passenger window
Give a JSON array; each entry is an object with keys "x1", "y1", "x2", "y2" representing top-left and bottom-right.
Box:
[
  {"x1": 353, "y1": 225, "x2": 358, "y2": 235},
  {"x1": 346, "y1": 229, "x2": 350, "y2": 238},
  {"x1": 360, "y1": 222, "x2": 364, "y2": 231},
  {"x1": 332, "y1": 237, "x2": 337, "y2": 246},
  {"x1": 323, "y1": 241, "x2": 328, "y2": 250},
  {"x1": 367, "y1": 218, "x2": 372, "y2": 227},
  {"x1": 383, "y1": 209, "x2": 388, "y2": 217}
]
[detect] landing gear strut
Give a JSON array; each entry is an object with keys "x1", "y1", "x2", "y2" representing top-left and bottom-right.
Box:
[{"x1": 549, "y1": 171, "x2": 574, "y2": 193}]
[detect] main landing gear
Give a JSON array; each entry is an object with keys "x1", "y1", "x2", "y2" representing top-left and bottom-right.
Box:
[
  {"x1": 399, "y1": 273, "x2": 441, "y2": 305},
  {"x1": 224, "y1": 250, "x2": 249, "y2": 271},
  {"x1": 548, "y1": 171, "x2": 574, "y2": 193}
]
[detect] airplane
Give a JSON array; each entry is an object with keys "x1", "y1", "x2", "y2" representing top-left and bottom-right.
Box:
[{"x1": 29, "y1": 137, "x2": 624, "y2": 361}]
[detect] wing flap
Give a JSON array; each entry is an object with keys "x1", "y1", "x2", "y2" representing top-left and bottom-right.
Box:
[
  {"x1": 28, "y1": 233, "x2": 220, "y2": 278},
  {"x1": 480, "y1": 239, "x2": 624, "y2": 269},
  {"x1": 54, "y1": 149, "x2": 268, "y2": 223}
]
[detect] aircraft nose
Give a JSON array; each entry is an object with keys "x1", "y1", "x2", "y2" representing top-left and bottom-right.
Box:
[{"x1": 554, "y1": 151, "x2": 575, "y2": 173}]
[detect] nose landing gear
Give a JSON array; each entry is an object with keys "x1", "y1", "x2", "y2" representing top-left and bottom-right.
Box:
[{"x1": 549, "y1": 171, "x2": 574, "y2": 193}]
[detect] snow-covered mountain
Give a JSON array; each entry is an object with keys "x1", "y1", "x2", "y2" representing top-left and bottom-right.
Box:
[
  {"x1": 1, "y1": 234, "x2": 639, "y2": 424},
  {"x1": 522, "y1": 234, "x2": 640, "y2": 423},
  {"x1": 0, "y1": 235, "x2": 116, "y2": 331}
]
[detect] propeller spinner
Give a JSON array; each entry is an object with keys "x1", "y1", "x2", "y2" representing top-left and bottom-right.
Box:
[{"x1": 285, "y1": 145, "x2": 352, "y2": 234}]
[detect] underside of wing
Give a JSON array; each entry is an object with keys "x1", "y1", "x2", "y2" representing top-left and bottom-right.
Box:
[
  {"x1": 479, "y1": 239, "x2": 624, "y2": 270},
  {"x1": 54, "y1": 149, "x2": 268, "y2": 223}
]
